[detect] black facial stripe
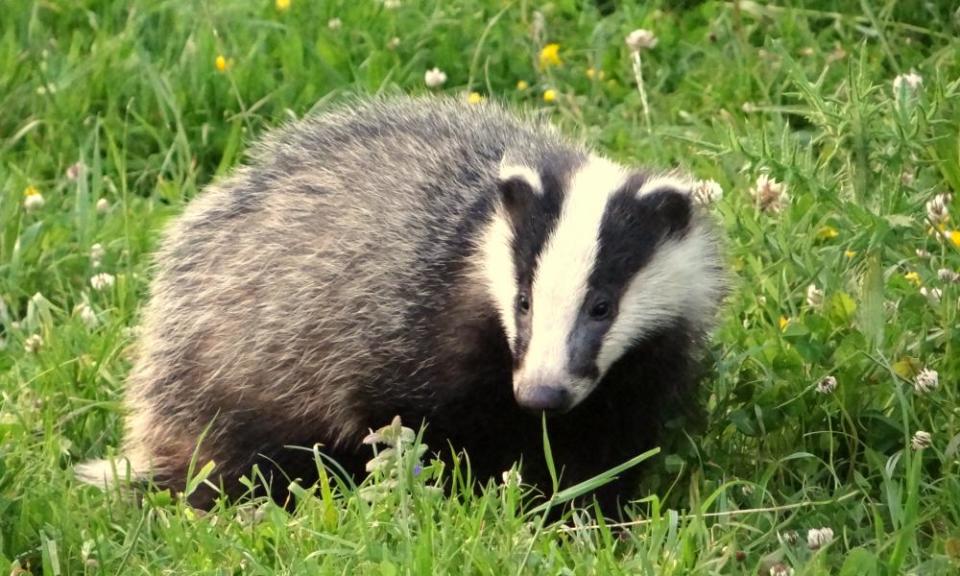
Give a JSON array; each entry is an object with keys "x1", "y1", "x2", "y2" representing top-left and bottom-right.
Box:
[
  {"x1": 566, "y1": 175, "x2": 693, "y2": 377},
  {"x1": 503, "y1": 152, "x2": 582, "y2": 362}
]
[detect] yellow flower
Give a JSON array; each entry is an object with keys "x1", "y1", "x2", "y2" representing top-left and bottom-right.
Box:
[
  {"x1": 539, "y1": 43, "x2": 561, "y2": 68},
  {"x1": 467, "y1": 92, "x2": 483, "y2": 105},
  {"x1": 516, "y1": 80, "x2": 529, "y2": 91},
  {"x1": 585, "y1": 67, "x2": 606, "y2": 80},
  {"x1": 543, "y1": 89, "x2": 557, "y2": 103},
  {"x1": 779, "y1": 316, "x2": 790, "y2": 331},
  {"x1": 904, "y1": 271, "x2": 921, "y2": 286},
  {"x1": 275, "y1": 0, "x2": 290, "y2": 10},
  {"x1": 950, "y1": 230, "x2": 960, "y2": 248},
  {"x1": 23, "y1": 185, "x2": 40, "y2": 197},
  {"x1": 816, "y1": 226, "x2": 839, "y2": 240},
  {"x1": 215, "y1": 55, "x2": 229, "y2": 72},
  {"x1": 844, "y1": 249, "x2": 856, "y2": 258}
]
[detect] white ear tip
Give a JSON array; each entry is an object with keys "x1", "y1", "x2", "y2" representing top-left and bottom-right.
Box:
[
  {"x1": 498, "y1": 164, "x2": 543, "y2": 195},
  {"x1": 637, "y1": 174, "x2": 695, "y2": 197}
]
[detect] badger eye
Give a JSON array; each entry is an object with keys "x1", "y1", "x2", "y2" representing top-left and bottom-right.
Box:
[
  {"x1": 517, "y1": 293, "x2": 531, "y2": 315},
  {"x1": 589, "y1": 300, "x2": 612, "y2": 321}
]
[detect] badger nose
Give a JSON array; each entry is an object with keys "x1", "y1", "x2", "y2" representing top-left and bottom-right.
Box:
[{"x1": 515, "y1": 385, "x2": 571, "y2": 414}]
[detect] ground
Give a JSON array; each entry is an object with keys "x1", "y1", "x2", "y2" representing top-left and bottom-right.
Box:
[{"x1": 2, "y1": 0, "x2": 960, "y2": 574}]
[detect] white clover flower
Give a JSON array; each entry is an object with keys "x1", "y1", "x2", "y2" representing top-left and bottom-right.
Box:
[
  {"x1": 24, "y1": 333, "x2": 43, "y2": 354},
  {"x1": 913, "y1": 368, "x2": 939, "y2": 394},
  {"x1": 501, "y1": 468, "x2": 522, "y2": 486},
  {"x1": 386, "y1": 37, "x2": 401, "y2": 50},
  {"x1": 66, "y1": 162, "x2": 85, "y2": 181},
  {"x1": 74, "y1": 302, "x2": 98, "y2": 329},
  {"x1": 749, "y1": 173, "x2": 787, "y2": 214},
  {"x1": 777, "y1": 530, "x2": 800, "y2": 546},
  {"x1": 24, "y1": 191, "x2": 45, "y2": 212},
  {"x1": 327, "y1": 18, "x2": 342, "y2": 30},
  {"x1": 90, "y1": 273, "x2": 115, "y2": 292},
  {"x1": 769, "y1": 564, "x2": 794, "y2": 576},
  {"x1": 692, "y1": 179, "x2": 723, "y2": 205},
  {"x1": 815, "y1": 375, "x2": 837, "y2": 395},
  {"x1": 893, "y1": 70, "x2": 923, "y2": 94},
  {"x1": 90, "y1": 243, "x2": 105, "y2": 267},
  {"x1": 625, "y1": 29, "x2": 657, "y2": 52},
  {"x1": 424, "y1": 67, "x2": 447, "y2": 88},
  {"x1": 95, "y1": 198, "x2": 110, "y2": 215},
  {"x1": 911, "y1": 430, "x2": 932, "y2": 450},
  {"x1": 806, "y1": 284, "x2": 824, "y2": 309},
  {"x1": 916, "y1": 248, "x2": 931, "y2": 258},
  {"x1": 938, "y1": 268, "x2": 959, "y2": 283},
  {"x1": 919, "y1": 286, "x2": 942, "y2": 303},
  {"x1": 806, "y1": 527, "x2": 834, "y2": 550},
  {"x1": 926, "y1": 193, "x2": 951, "y2": 226}
]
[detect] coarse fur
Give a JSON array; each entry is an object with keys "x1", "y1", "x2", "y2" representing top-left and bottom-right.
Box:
[{"x1": 77, "y1": 96, "x2": 726, "y2": 512}]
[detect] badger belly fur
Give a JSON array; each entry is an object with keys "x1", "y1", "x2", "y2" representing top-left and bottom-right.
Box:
[{"x1": 77, "y1": 96, "x2": 726, "y2": 511}]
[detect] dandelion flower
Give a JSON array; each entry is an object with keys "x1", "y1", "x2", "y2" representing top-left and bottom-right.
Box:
[
  {"x1": 904, "y1": 271, "x2": 921, "y2": 286},
  {"x1": 327, "y1": 18, "x2": 342, "y2": 30},
  {"x1": 538, "y1": 43, "x2": 561, "y2": 68},
  {"x1": 816, "y1": 226, "x2": 839, "y2": 240},
  {"x1": 692, "y1": 179, "x2": 723, "y2": 205},
  {"x1": 516, "y1": 80, "x2": 529, "y2": 91},
  {"x1": 949, "y1": 231, "x2": 960, "y2": 248},
  {"x1": 926, "y1": 193, "x2": 951, "y2": 225},
  {"x1": 23, "y1": 185, "x2": 45, "y2": 212},
  {"x1": 815, "y1": 375, "x2": 837, "y2": 394},
  {"x1": 625, "y1": 29, "x2": 658, "y2": 52},
  {"x1": 778, "y1": 316, "x2": 790, "y2": 331},
  {"x1": 750, "y1": 174, "x2": 786, "y2": 214},
  {"x1": 806, "y1": 527, "x2": 834, "y2": 550},
  {"x1": 275, "y1": 0, "x2": 290, "y2": 10},
  {"x1": 424, "y1": 67, "x2": 447, "y2": 88},
  {"x1": 215, "y1": 55, "x2": 229, "y2": 72},
  {"x1": 24, "y1": 334, "x2": 43, "y2": 354},
  {"x1": 911, "y1": 430, "x2": 932, "y2": 450},
  {"x1": 844, "y1": 250, "x2": 857, "y2": 258},
  {"x1": 95, "y1": 198, "x2": 110, "y2": 215},
  {"x1": 467, "y1": 92, "x2": 483, "y2": 105},
  {"x1": 90, "y1": 273, "x2": 115, "y2": 292},
  {"x1": 893, "y1": 70, "x2": 922, "y2": 94},
  {"x1": 913, "y1": 368, "x2": 939, "y2": 394},
  {"x1": 543, "y1": 89, "x2": 557, "y2": 103},
  {"x1": 74, "y1": 303, "x2": 98, "y2": 329}
]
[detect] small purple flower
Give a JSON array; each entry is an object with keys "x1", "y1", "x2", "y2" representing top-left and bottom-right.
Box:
[{"x1": 412, "y1": 464, "x2": 423, "y2": 477}]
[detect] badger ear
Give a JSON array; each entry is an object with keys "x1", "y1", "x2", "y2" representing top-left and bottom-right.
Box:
[
  {"x1": 497, "y1": 164, "x2": 542, "y2": 218},
  {"x1": 635, "y1": 176, "x2": 693, "y2": 236}
]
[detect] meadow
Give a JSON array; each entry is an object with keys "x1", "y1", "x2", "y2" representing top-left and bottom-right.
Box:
[{"x1": 2, "y1": 0, "x2": 960, "y2": 573}]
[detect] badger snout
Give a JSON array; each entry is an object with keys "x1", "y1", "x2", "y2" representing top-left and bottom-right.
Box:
[{"x1": 514, "y1": 383, "x2": 573, "y2": 414}]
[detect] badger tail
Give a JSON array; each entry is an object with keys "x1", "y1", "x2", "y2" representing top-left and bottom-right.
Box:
[{"x1": 74, "y1": 457, "x2": 144, "y2": 490}]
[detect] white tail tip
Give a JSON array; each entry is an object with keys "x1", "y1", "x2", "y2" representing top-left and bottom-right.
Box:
[{"x1": 74, "y1": 458, "x2": 139, "y2": 489}]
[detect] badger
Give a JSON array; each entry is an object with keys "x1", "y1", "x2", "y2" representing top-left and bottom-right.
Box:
[{"x1": 77, "y1": 96, "x2": 726, "y2": 512}]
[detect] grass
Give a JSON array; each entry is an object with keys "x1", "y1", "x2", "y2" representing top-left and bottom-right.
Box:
[{"x1": 2, "y1": 0, "x2": 960, "y2": 573}]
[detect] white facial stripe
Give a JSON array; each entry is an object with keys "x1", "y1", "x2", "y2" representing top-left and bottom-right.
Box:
[
  {"x1": 478, "y1": 211, "x2": 518, "y2": 347},
  {"x1": 637, "y1": 173, "x2": 694, "y2": 197},
  {"x1": 516, "y1": 156, "x2": 627, "y2": 397},
  {"x1": 596, "y1": 225, "x2": 723, "y2": 372},
  {"x1": 499, "y1": 163, "x2": 543, "y2": 195}
]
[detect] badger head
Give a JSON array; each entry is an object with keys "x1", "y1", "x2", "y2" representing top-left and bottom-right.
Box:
[{"x1": 480, "y1": 154, "x2": 725, "y2": 414}]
